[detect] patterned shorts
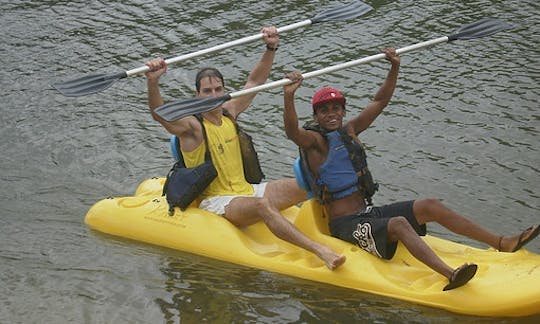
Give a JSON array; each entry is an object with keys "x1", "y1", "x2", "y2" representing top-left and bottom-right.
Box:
[{"x1": 329, "y1": 200, "x2": 426, "y2": 259}]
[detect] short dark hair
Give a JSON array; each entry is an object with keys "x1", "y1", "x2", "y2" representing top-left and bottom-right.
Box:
[{"x1": 195, "y1": 68, "x2": 225, "y2": 92}]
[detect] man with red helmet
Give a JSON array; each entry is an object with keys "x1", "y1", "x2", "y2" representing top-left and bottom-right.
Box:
[{"x1": 282, "y1": 48, "x2": 539, "y2": 290}]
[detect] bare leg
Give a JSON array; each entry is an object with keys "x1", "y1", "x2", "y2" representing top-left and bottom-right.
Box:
[
  {"x1": 387, "y1": 216, "x2": 477, "y2": 290},
  {"x1": 263, "y1": 178, "x2": 308, "y2": 210},
  {"x1": 411, "y1": 198, "x2": 536, "y2": 252},
  {"x1": 387, "y1": 216, "x2": 453, "y2": 278},
  {"x1": 224, "y1": 196, "x2": 345, "y2": 270}
]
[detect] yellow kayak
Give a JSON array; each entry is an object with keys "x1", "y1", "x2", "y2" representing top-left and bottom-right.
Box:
[{"x1": 85, "y1": 177, "x2": 540, "y2": 317}]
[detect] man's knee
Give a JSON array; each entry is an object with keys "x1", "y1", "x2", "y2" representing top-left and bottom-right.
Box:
[
  {"x1": 252, "y1": 197, "x2": 274, "y2": 215},
  {"x1": 225, "y1": 197, "x2": 273, "y2": 226},
  {"x1": 388, "y1": 216, "x2": 414, "y2": 238},
  {"x1": 266, "y1": 179, "x2": 306, "y2": 209},
  {"x1": 415, "y1": 197, "x2": 443, "y2": 214},
  {"x1": 253, "y1": 196, "x2": 269, "y2": 207}
]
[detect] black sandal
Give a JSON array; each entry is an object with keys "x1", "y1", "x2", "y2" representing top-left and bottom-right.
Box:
[
  {"x1": 511, "y1": 225, "x2": 540, "y2": 252},
  {"x1": 443, "y1": 263, "x2": 478, "y2": 291}
]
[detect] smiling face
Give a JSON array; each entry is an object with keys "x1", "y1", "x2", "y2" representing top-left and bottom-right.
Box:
[{"x1": 313, "y1": 101, "x2": 346, "y2": 131}]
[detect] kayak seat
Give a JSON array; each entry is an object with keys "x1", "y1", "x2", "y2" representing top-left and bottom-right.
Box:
[
  {"x1": 294, "y1": 199, "x2": 331, "y2": 236},
  {"x1": 294, "y1": 157, "x2": 315, "y2": 199}
]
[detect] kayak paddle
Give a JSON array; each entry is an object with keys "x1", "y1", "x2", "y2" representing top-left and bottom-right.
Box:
[
  {"x1": 52, "y1": 0, "x2": 373, "y2": 97},
  {"x1": 155, "y1": 18, "x2": 513, "y2": 122}
]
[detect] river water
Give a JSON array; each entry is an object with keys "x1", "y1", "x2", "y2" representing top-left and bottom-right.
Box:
[{"x1": 1, "y1": 0, "x2": 538, "y2": 323}]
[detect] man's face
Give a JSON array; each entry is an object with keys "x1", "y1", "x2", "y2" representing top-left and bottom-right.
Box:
[
  {"x1": 314, "y1": 101, "x2": 346, "y2": 131},
  {"x1": 197, "y1": 76, "x2": 225, "y2": 98}
]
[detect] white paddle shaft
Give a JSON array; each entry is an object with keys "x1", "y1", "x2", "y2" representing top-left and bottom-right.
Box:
[
  {"x1": 229, "y1": 36, "x2": 450, "y2": 99},
  {"x1": 125, "y1": 20, "x2": 313, "y2": 77}
]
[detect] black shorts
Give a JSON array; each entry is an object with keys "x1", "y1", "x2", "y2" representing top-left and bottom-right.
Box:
[{"x1": 329, "y1": 200, "x2": 426, "y2": 260}]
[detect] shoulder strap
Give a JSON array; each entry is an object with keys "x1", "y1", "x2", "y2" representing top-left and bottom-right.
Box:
[
  {"x1": 221, "y1": 109, "x2": 265, "y2": 183},
  {"x1": 194, "y1": 114, "x2": 213, "y2": 162},
  {"x1": 172, "y1": 135, "x2": 186, "y2": 168},
  {"x1": 298, "y1": 121, "x2": 328, "y2": 203},
  {"x1": 298, "y1": 148, "x2": 324, "y2": 201},
  {"x1": 337, "y1": 128, "x2": 367, "y2": 170},
  {"x1": 302, "y1": 120, "x2": 327, "y2": 134},
  {"x1": 171, "y1": 115, "x2": 213, "y2": 166},
  {"x1": 222, "y1": 108, "x2": 234, "y2": 120},
  {"x1": 162, "y1": 115, "x2": 214, "y2": 197},
  {"x1": 336, "y1": 128, "x2": 378, "y2": 205}
]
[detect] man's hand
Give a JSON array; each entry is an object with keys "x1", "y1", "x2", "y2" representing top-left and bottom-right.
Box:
[
  {"x1": 261, "y1": 26, "x2": 279, "y2": 50},
  {"x1": 145, "y1": 57, "x2": 167, "y2": 81},
  {"x1": 284, "y1": 71, "x2": 303, "y2": 95},
  {"x1": 382, "y1": 47, "x2": 400, "y2": 66}
]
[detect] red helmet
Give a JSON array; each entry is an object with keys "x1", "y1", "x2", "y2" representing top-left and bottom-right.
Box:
[{"x1": 311, "y1": 87, "x2": 346, "y2": 111}]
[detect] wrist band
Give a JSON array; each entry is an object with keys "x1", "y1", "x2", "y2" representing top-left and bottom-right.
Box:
[{"x1": 266, "y1": 44, "x2": 278, "y2": 51}]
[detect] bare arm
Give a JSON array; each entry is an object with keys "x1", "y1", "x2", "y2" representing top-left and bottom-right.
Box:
[
  {"x1": 145, "y1": 58, "x2": 166, "y2": 112},
  {"x1": 145, "y1": 58, "x2": 200, "y2": 145},
  {"x1": 283, "y1": 72, "x2": 319, "y2": 149},
  {"x1": 225, "y1": 26, "x2": 280, "y2": 118},
  {"x1": 347, "y1": 48, "x2": 400, "y2": 135}
]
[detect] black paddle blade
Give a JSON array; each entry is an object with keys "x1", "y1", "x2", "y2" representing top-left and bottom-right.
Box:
[
  {"x1": 449, "y1": 18, "x2": 514, "y2": 41},
  {"x1": 52, "y1": 71, "x2": 127, "y2": 97},
  {"x1": 155, "y1": 95, "x2": 232, "y2": 122},
  {"x1": 311, "y1": 0, "x2": 373, "y2": 23}
]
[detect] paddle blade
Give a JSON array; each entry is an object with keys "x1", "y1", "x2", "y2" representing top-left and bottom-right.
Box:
[
  {"x1": 155, "y1": 95, "x2": 232, "y2": 122},
  {"x1": 449, "y1": 18, "x2": 514, "y2": 41},
  {"x1": 311, "y1": 0, "x2": 373, "y2": 23},
  {"x1": 52, "y1": 71, "x2": 127, "y2": 97}
]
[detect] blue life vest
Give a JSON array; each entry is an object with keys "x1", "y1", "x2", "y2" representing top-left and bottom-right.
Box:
[
  {"x1": 295, "y1": 122, "x2": 378, "y2": 205},
  {"x1": 318, "y1": 131, "x2": 359, "y2": 199}
]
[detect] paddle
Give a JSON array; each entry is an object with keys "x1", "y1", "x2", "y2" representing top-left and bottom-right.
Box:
[
  {"x1": 155, "y1": 18, "x2": 513, "y2": 122},
  {"x1": 52, "y1": 1, "x2": 373, "y2": 97}
]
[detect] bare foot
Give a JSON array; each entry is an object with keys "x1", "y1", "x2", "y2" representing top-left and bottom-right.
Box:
[
  {"x1": 328, "y1": 254, "x2": 346, "y2": 270},
  {"x1": 318, "y1": 247, "x2": 346, "y2": 270},
  {"x1": 499, "y1": 225, "x2": 540, "y2": 252}
]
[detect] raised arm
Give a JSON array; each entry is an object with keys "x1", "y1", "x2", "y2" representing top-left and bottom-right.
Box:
[
  {"x1": 145, "y1": 58, "x2": 198, "y2": 140},
  {"x1": 145, "y1": 58, "x2": 167, "y2": 112},
  {"x1": 283, "y1": 72, "x2": 319, "y2": 149},
  {"x1": 225, "y1": 26, "x2": 280, "y2": 118},
  {"x1": 347, "y1": 48, "x2": 400, "y2": 135}
]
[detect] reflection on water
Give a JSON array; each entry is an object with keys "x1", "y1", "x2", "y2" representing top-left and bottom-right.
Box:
[
  {"x1": 155, "y1": 255, "x2": 442, "y2": 323},
  {"x1": 1, "y1": 0, "x2": 539, "y2": 322},
  {"x1": 156, "y1": 253, "x2": 539, "y2": 323}
]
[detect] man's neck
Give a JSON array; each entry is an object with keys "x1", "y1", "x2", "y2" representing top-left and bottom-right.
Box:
[{"x1": 202, "y1": 107, "x2": 223, "y2": 125}]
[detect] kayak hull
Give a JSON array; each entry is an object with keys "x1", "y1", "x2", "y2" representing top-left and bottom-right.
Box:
[{"x1": 85, "y1": 177, "x2": 540, "y2": 317}]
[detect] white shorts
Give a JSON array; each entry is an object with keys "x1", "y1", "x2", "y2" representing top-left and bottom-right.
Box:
[{"x1": 198, "y1": 183, "x2": 268, "y2": 215}]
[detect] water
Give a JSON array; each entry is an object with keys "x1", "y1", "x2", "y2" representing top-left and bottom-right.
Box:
[{"x1": 1, "y1": 0, "x2": 539, "y2": 323}]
